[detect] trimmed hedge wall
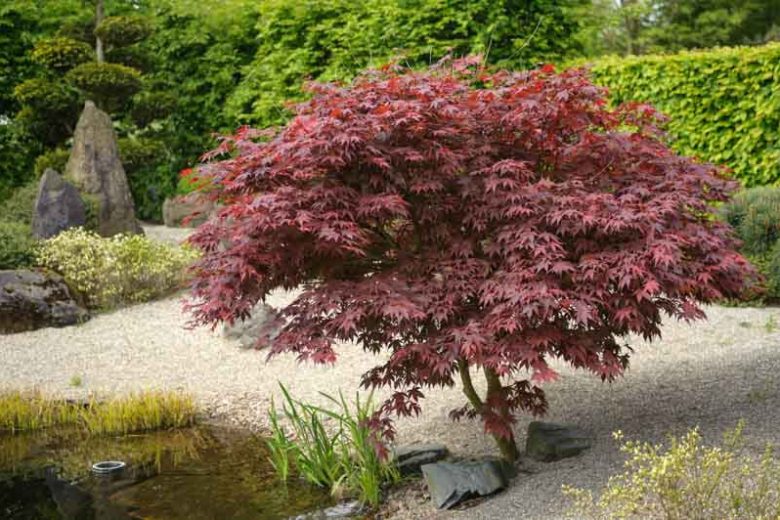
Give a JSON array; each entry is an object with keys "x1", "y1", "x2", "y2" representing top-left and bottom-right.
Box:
[{"x1": 587, "y1": 43, "x2": 780, "y2": 186}]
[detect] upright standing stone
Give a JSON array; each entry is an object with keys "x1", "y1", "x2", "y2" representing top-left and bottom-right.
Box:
[
  {"x1": 32, "y1": 169, "x2": 86, "y2": 239},
  {"x1": 65, "y1": 100, "x2": 143, "y2": 236}
]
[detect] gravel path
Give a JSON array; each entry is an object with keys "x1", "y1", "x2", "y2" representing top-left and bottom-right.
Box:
[{"x1": 3, "y1": 225, "x2": 780, "y2": 519}]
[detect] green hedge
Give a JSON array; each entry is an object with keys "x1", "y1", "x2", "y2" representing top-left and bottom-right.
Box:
[
  {"x1": 587, "y1": 43, "x2": 780, "y2": 186},
  {"x1": 228, "y1": 0, "x2": 583, "y2": 126}
]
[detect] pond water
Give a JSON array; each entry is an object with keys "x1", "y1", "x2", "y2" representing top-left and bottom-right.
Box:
[{"x1": 0, "y1": 425, "x2": 333, "y2": 519}]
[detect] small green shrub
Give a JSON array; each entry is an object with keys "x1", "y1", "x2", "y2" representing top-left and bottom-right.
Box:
[
  {"x1": 95, "y1": 16, "x2": 152, "y2": 47},
  {"x1": 0, "y1": 391, "x2": 196, "y2": 435},
  {"x1": 267, "y1": 384, "x2": 399, "y2": 506},
  {"x1": 0, "y1": 221, "x2": 36, "y2": 269},
  {"x1": 0, "y1": 182, "x2": 37, "y2": 225},
  {"x1": 129, "y1": 91, "x2": 177, "y2": 128},
  {"x1": 65, "y1": 62, "x2": 142, "y2": 109},
  {"x1": 721, "y1": 187, "x2": 780, "y2": 255},
  {"x1": 35, "y1": 228, "x2": 199, "y2": 309},
  {"x1": 721, "y1": 187, "x2": 780, "y2": 301},
  {"x1": 31, "y1": 36, "x2": 93, "y2": 72},
  {"x1": 563, "y1": 422, "x2": 780, "y2": 520},
  {"x1": 118, "y1": 137, "x2": 167, "y2": 175},
  {"x1": 34, "y1": 148, "x2": 71, "y2": 177}
]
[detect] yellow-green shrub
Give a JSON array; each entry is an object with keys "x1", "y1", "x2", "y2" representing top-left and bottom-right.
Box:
[
  {"x1": 587, "y1": 43, "x2": 780, "y2": 186},
  {"x1": 35, "y1": 228, "x2": 198, "y2": 309},
  {"x1": 563, "y1": 422, "x2": 780, "y2": 519},
  {"x1": 31, "y1": 36, "x2": 93, "y2": 72},
  {"x1": 94, "y1": 15, "x2": 152, "y2": 47},
  {"x1": 65, "y1": 62, "x2": 142, "y2": 110}
]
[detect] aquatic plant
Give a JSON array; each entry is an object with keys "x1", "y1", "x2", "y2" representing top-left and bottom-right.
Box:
[
  {"x1": 0, "y1": 391, "x2": 197, "y2": 435},
  {"x1": 267, "y1": 384, "x2": 398, "y2": 506}
]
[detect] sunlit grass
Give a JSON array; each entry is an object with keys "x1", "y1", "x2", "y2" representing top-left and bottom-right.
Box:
[{"x1": 0, "y1": 391, "x2": 197, "y2": 435}]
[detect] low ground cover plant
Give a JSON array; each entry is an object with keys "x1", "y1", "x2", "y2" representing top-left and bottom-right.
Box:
[
  {"x1": 0, "y1": 183, "x2": 38, "y2": 269},
  {"x1": 188, "y1": 59, "x2": 755, "y2": 461},
  {"x1": 564, "y1": 422, "x2": 780, "y2": 519},
  {"x1": 0, "y1": 391, "x2": 197, "y2": 435},
  {"x1": 0, "y1": 220, "x2": 36, "y2": 270},
  {"x1": 267, "y1": 385, "x2": 399, "y2": 506},
  {"x1": 36, "y1": 227, "x2": 199, "y2": 309}
]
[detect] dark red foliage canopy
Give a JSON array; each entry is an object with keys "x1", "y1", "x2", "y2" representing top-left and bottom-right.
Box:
[{"x1": 187, "y1": 59, "x2": 754, "y2": 440}]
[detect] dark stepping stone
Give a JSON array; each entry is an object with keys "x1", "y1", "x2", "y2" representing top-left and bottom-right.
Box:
[
  {"x1": 421, "y1": 458, "x2": 514, "y2": 509},
  {"x1": 525, "y1": 421, "x2": 591, "y2": 462},
  {"x1": 393, "y1": 443, "x2": 449, "y2": 476}
]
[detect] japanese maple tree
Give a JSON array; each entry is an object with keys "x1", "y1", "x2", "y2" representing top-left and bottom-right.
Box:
[{"x1": 187, "y1": 59, "x2": 755, "y2": 461}]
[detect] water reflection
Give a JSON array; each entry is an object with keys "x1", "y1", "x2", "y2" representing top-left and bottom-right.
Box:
[{"x1": 0, "y1": 425, "x2": 333, "y2": 519}]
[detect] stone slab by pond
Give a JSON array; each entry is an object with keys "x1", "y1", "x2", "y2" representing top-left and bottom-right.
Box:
[
  {"x1": 0, "y1": 270, "x2": 89, "y2": 334},
  {"x1": 525, "y1": 421, "x2": 591, "y2": 462},
  {"x1": 393, "y1": 443, "x2": 449, "y2": 476},
  {"x1": 421, "y1": 458, "x2": 515, "y2": 509}
]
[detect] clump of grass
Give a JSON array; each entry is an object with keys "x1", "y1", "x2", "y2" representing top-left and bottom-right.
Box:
[
  {"x1": 267, "y1": 384, "x2": 399, "y2": 507},
  {"x1": 69, "y1": 375, "x2": 83, "y2": 388},
  {"x1": 563, "y1": 421, "x2": 780, "y2": 519},
  {"x1": 0, "y1": 391, "x2": 197, "y2": 435},
  {"x1": 80, "y1": 392, "x2": 197, "y2": 435},
  {"x1": 0, "y1": 392, "x2": 80, "y2": 433}
]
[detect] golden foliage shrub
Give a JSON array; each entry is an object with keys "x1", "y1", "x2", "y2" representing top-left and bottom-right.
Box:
[{"x1": 36, "y1": 228, "x2": 198, "y2": 309}]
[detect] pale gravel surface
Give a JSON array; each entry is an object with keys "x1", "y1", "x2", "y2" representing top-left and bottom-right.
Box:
[{"x1": 2, "y1": 225, "x2": 780, "y2": 519}]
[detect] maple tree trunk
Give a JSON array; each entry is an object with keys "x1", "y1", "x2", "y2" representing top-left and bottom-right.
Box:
[{"x1": 457, "y1": 360, "x2": 520, "y2": 463}]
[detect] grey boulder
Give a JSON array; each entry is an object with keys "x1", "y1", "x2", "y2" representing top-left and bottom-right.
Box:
[
  {"x1": 222, "y1": 303, "x2": 283, "y2": 348},
  {"x1": 0, "y1": 270, "x2": 89, "y2": 334},
  {"x1": 65, "y1": 100, "x2": 142, "y2": 237},
  {"x1": 32, "y1": 169, "x2": 86, "y2": 239},
  {"x1": 525, "y1": 421, "x2": 591, "y2": 462},
  {"x1": 162, "y1": 194, "x2": 216, "y2": 228},
  {"x1": 421, "y1": 458, "x2": 515, "y2": 509},
  {"x1": 393, "y1": 443, "x2": 449, "y2": 476}
]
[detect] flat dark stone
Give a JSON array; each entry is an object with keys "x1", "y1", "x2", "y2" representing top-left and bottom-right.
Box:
[
  {"x1": 421, "y1": 458, "x2": 513, "y2": 509},
  {"x1": 525, "y1": 421, "x2": 591, "y2": 462}
]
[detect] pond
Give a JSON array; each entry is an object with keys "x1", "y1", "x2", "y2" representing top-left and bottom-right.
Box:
[{"x1": 0, "y1": 424, "x2": 334, "y2": 519}]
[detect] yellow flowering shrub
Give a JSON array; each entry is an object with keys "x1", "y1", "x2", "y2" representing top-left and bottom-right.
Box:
[
  {"x1": 563, "y1": 421, "x2": 780, "y2": 520},
  {"x1": 36, "y1": 228, "x2": 199, "y2": 309}
]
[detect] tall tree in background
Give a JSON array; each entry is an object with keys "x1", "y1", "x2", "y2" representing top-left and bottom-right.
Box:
[{"x1": 576, "y1": 0, "x2": 780, "y2": 56}]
